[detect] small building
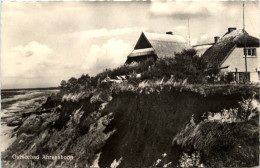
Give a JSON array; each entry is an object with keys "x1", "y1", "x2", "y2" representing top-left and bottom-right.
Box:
[
  {"x1": 126, "y1": 32, "x2": 188, "y2": 64},
  {"x1": 201, "y1": 28, "x2": 260, "y2": 83}
]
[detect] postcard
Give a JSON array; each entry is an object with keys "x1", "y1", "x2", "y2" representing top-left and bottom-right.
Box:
[{"x1": 1, "y1": 1, "x2": 259, "y2": 167}]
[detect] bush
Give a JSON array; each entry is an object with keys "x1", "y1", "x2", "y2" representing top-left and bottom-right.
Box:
[
  {"x1": 225, "y1": 72, "x2": 235, "y2": 83},
  {"x1": 59, "y1": 74, "x2": 93, "y2": 94},
  {"x1": 87, "y1": 58, "x2": 154, "y2": 86},
  {"x1": 141, "y1": 49, "x2": 209, "y2": 83},
  {"x1": 220, "y1": 72, "x2": 235, "y2": 84},
  {"x1": 173, "y1": 99, "x2": 260, "y2": 167}
]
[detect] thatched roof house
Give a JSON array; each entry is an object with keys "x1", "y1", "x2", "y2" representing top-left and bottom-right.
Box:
[
  {"x1": 126, "y1": 32, "x2": 188, "y2": 64},
  {"x1": 201, "y1": 28, "x2": 260, "y2": 82},
  {"x1": 202, "y1": 28, "x2": 259, "y2": 68}
]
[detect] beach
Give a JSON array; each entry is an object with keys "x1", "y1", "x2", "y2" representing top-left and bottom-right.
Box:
[{"x1": 1, "y1": 89, "x2": 59, "y2": 152}]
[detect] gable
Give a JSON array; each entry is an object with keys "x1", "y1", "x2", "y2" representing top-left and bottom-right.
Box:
[
  {"x1": 221, "y1": 47, "x2": 260, "y2": 72},
  {"x1": 134, "y1": 33, "x2": 152, "y2": 49}
]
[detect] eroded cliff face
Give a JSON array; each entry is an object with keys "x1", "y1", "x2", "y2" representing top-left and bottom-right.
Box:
[
  {"x1": 98, "y1": 89, "x2": 245, "y2": 167},
  {"x1": 2, "y1": 87, "x2": 259, "y2": 168}
]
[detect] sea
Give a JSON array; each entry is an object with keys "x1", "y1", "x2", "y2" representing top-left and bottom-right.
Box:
[{"x1": 1, "y1": 89, "x2": 59, "y2": 152}]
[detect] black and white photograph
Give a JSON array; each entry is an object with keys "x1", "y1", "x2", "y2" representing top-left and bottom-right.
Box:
[{"x1": 1, "y1": 1, "x2": 260, "y2": 167}]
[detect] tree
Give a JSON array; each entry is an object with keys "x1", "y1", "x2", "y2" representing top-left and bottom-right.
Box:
[
  {"x1": 60, "y1": 80, "x2": 67, "y2": 88},
  {"x1": 60, "y1": 80, "x2": 68, "y2": 93},
  {"x1": 78, "y1": 74, "x2": 91, "y2": 86},
  {"x1": 173, "y1": 49, "x2": 207, "y2": 83},
  {"x1": 68, "y1": 77, "x2": 77, "y2": 85},
  {"x1": 67, "y1": 77, "x2": 77, "y2": 91}
]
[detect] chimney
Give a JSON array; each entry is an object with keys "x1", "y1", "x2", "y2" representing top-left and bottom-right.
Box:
[
  {"x1": 214, "y1": 36, "x2": 220, "y2": 43},
  {"x1": 228, "y1": 27, "x2": 236, "y2": 33},
  {"x1": 166, "y1": 31, "x2": 173, "y2": 35}
]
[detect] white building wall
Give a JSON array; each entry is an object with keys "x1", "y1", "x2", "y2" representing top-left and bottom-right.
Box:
[
  {"x1": 250, "y1": 72, "x2": 259, "y2": 82},
  {"x1": 221, "y1": 47, "x2": 260, "y2": 82}
]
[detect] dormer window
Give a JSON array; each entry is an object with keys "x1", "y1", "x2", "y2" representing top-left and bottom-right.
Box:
[{"x1": 244, "y1": 48, "x2": 257, "y2": 57}]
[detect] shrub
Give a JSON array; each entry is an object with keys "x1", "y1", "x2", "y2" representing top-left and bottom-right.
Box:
[
  {"x1": 173, "y1": 99, "x2": 260, "y2": 167},
  {"x1": 225, "y1": 72, "x2": 235, "y2": 83},
  {"x1": 220, "y1": 72, "x2": 235, "y2": 84},
  {"x1": 179, "y1": 152, "x2": 204, "y2": 168},
  {"x1": 59, "y1": 74, "x2": 93, "y2": 94},
  {"x1": 141, "y1": 49, "x2": 209, "y2": 83}
]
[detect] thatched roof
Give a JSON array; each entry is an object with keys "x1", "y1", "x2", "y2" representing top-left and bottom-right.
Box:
[
  {"x1": 127, "y1": 32, "x2": 187, "y2": 59},
  {"x1": 143, "y1": 32, "x2": 187, "y2": 58},
  {"x1": 202, "y1": 29, "x2": 260, "y2": 68}
]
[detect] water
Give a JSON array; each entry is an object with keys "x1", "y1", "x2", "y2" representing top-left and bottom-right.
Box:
[{"x1": 1, "y1": 89, "x2": 59, "y2": 152}]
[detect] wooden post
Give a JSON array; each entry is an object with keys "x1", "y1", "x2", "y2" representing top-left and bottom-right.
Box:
[
  {"x1": 243, "y1": 2, "x2": 248, "y2": 82},
  {"x1": 245, "y1": 50, "x2": 248, "y2": 82},
  {"x1": 235, "y1": 68, "x2": 238, "y2": 82}
]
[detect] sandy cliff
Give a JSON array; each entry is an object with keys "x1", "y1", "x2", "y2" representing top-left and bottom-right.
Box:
[{"x1": 2, "y1": 84, "x2": 259, "y2": 168}]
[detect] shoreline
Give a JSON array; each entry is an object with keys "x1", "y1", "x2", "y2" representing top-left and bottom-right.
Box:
[
  {"x1": 1, "y1": 124, "x2": 16, "y2": 152},
  {"x1": 1, "y1": 89, "x2": 59, "y2": 153}
]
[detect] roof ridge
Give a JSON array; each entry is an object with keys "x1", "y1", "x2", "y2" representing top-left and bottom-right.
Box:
[
  {"x1": 143, "y1": 31, "x2": 186, "y2": 43},
  {"x1": 149, "y1": 40, "x2": 186, "y2": 43}
]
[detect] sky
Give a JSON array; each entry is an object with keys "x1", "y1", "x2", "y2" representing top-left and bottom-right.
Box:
[{"x1": 1, "y1": 1, "x2": 259, "y2": 89}]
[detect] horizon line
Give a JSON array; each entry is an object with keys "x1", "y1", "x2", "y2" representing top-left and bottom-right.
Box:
[{"x1": 1, "y1": 86, "x2": 59, "y2": 91}]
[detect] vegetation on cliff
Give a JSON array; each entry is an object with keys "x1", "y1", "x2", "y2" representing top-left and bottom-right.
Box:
[
  {"x1": 173, "y1": 99, "x2": 259, "y2": 167},
  {"x1": 59, "y1": 49, "x2": 223, "y2": 95}
]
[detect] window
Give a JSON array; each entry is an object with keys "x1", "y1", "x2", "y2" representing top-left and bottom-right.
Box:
[
  {"x1": 252, "y1": 48, "x2": 256, "y2": 56},
  {"x1": 248, "y1": 49, "x2": 251, "y2": 55},
  {"x1": 244, "y1": 48, "x2": 257, "y2": 57}
]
